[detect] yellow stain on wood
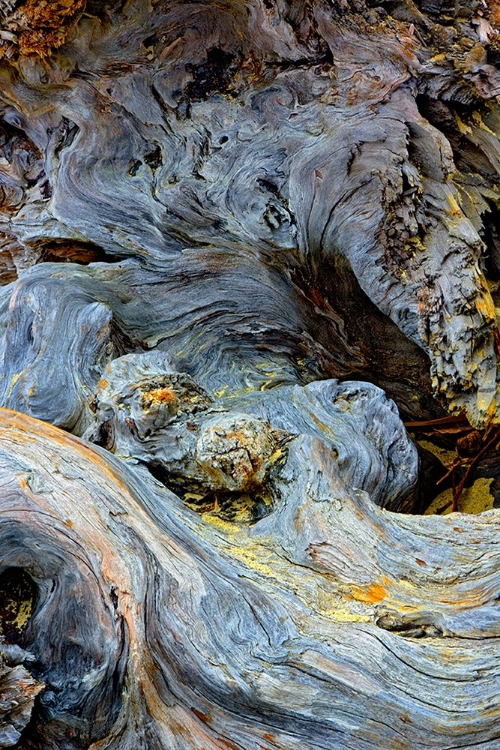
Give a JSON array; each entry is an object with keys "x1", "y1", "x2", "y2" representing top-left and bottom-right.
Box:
[
  {"x1": 476, "y1": 293, "x2": 496, "y2": 321},
  {"x1": 0, "y1": 570, "x2": 36, "y2": 639},
  {"x1": 455, "y1": 114, "x2": 473, "y2": 135},
  {"x1": 416, "y1": 438, "x2": 456, "y2": 466},
  {"x1": 316, "y1": 605, "x2": 371, "y2": 623},
  {"x1": 309, "y1": 412, "x2": 330, "y2": 434},
  {"x1": 202, "y1": 514, "x2": 374, "y2": 623},
  {"x1": 13, "y1": 598, "x2": 33, "y2": 630},
  {"x1": 446, "y1": 193, "x2": 462, "y2": 217},
  {"x1": 316, "y1": 588, "x2": 371, "y2": 623},
  {"x1": 486, "y1": 399, "x2": 499, "y2": 424},
  {"x1": 4, "y1": 372, "x2": 21, "y2": 400},
  {"x1": 184, "y1": 492, "x2": 205, "y2": 502},
  {"x1": 200, "y1": 512, "x2": 243, "y2": 535},
  {"x1": 397, "y1": 578, "x2": 420, "y2": 590},
  {"x1": 268, "y1": 446, "x2": 285, "y2": 464},
  {"x1": 476, "y1": 387, "x2": 495, "y2": 416},
  {"x1": 471, "y1": 111, "x2": 497, "y2": 136},
  {"x1": 428, "y1": 53, "x2": 447, "y2": 63},
  {"x1": 207, "y1": 530, "x2": 279, "y2": 578}
]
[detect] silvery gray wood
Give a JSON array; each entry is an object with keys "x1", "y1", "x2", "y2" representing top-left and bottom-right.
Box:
[{"x1": 0, "y1": 0, "x2": 499, "y2": 747}]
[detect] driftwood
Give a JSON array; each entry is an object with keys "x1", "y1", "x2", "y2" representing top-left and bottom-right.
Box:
[{"x1": 0, "y1": 0, "x2": 500, "y2": 747}]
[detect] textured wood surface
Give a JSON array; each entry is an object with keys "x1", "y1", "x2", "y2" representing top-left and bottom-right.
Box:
[
  {"x1": 0, "y1": 0, "x2": 499, "y2": 747},
  {"x1": 1, "y1": 408, "x2": 500, "y2": 750}
]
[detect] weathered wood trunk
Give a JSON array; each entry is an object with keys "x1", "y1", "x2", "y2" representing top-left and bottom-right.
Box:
[{"x1": 0, "y1": 0, "x2": 500, "y2": 748}]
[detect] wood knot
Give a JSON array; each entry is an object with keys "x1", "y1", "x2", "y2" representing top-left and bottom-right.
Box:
[
  {"x1": 196, "y1": 415, "x2": 289, "y2": 492},
  {"x1": 141, "y1": 387, "x2": 179, "y2": 409}
]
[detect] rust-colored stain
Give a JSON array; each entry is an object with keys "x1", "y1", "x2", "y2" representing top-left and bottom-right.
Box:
[
  {"x1": 142, "y1": 387, "x2": 178, "y2": 408},
  {"x1": 351, "y1": 581, "x2": 387, "y2": 604},
  {"x1": 488, "y1": 0, "x2": 500, "y2": 26},
  {"x1": 191, "y1": 707, "x2": 212, "y2": 724},
  {"x1": 1, "y1": 0, "x2": 86, "y2": 58},
  {"x1": 415, "y1": 558, "x2": 426, "y2": 567},
  {"x1": 309, "y1": 285, "x2": 328, "y2": 310},
  {"x1": 216, "y1": 741, "x2": 242, "y2": 750}
]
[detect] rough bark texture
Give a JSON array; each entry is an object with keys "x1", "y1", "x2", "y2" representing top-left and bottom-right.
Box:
[{"x1": 0, "y1": 0, "x2": 500, "y2": 748}]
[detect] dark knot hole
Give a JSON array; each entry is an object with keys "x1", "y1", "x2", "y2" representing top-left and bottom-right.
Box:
[{"x1": 0, "y1": 567, "x2": 38, "y2": 645}]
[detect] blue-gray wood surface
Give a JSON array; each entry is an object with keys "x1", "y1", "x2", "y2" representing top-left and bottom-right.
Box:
[{"x1": 0, "y1": 0, "x2": 499, "y2": 748}]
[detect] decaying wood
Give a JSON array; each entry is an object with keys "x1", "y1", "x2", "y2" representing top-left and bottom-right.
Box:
[
  {"x1": 0, "y1": 646, "x2": 43, "y2": 747},
  {"x1": 0, "y1": 0, "x2": 499, "y2": 747}
]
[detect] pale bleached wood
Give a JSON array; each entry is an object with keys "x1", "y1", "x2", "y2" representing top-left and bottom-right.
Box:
[
  {"x1": 0, "y1": 408, "x2": 499, "y2": 749},
  {"x1": 0, "y1": 0, "x2": 499, "y2": 748}
]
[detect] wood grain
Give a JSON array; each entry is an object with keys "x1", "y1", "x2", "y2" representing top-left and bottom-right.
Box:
[{"x1": 0, "y1": 0, "x2": 499, "y2": 747}]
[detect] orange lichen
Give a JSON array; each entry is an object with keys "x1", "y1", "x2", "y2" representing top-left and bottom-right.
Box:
[
  {"x1": 142, "y1": 387, "x2": 179, "y2": 408},
  {"x1": 1, "y1": 0, "x2": 85, "y2": 58},
  {"x1": 351, "y1": 581, "x2": 387, "y2": 604}
]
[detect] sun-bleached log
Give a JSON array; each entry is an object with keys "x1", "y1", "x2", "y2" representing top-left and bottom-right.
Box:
[
  {"x1": 4, "y1": 0, "x2": 500, "y2": 424},
  {"x1": 0, "y1": 0, "x2": 500, "y2": 747},
  {"x1": 0, "y1": 408, "x2": 499, "y2": 750}
]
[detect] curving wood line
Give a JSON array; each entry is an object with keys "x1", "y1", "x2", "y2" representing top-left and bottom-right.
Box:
[
  {"x1": 0, "y1": 0, "x2": 499, "y2": 747},
  {"x1": 0, "y1": 408, "x2": 498, "y2": 748}
]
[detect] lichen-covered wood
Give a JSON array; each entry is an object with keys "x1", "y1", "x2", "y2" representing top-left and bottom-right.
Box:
[
  {"x1": 0, "y1": 0, "x2": 500, "y2": 748},
  {"x1": 2, "y1": 407, "x2": 500, "y2": 750}
]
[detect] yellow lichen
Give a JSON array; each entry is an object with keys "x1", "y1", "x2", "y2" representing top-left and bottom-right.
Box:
[
  {"x1": 0, "y1": 568, "x2": 37, "y2": 641},
  {"x1": 200, "y1": 517, "x2": 376, "y2": 624}
]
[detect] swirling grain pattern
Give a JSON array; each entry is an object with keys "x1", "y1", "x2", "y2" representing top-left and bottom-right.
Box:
[{"x1": 0, "y1": 0, "x2": 499, "y2": 747}]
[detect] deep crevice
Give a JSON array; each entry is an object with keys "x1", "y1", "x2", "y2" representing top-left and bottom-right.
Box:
[
  {"x1": 35, "y1": 239, "x2": 122, "y2": 265},
  {"x1": 0, "y1": 567, "x2": 38, "y2": 645},
  {"x1": 146, "y1": 461, "x2": 274, "y2": 524},
  {"x1": 291, "y1": 254, "x2": 444, "y2": 423}
]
